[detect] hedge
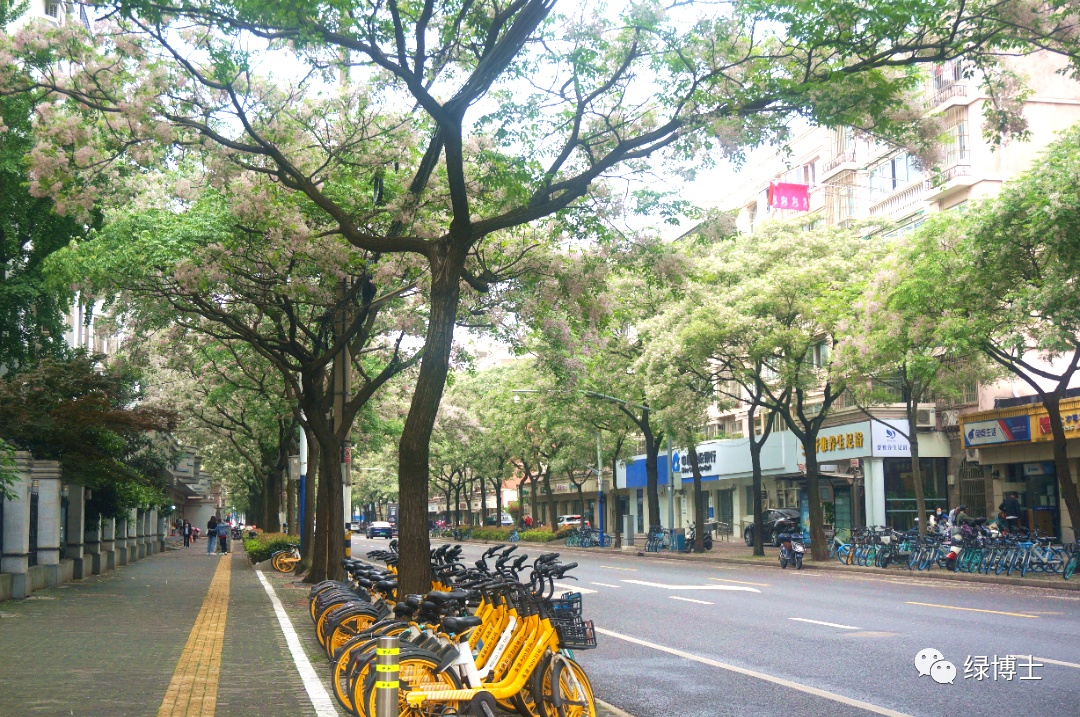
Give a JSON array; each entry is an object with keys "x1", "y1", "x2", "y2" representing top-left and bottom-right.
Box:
[{"x1": 243, "y1": 532, "x2": 296, "y2": 563}]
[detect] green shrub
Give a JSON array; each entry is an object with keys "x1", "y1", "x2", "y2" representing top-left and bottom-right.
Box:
[
  {"x1": 520, "y1": 528, "x2": 559, "y2": 542},
  {"x1": 469, "y1": 527, "x2": 511, "y2": 541},
  {"x1": 243, "y1": 531, "x2": 296, "y2": 563},
  {"x1": 553, "y1": 527, "x2": 576, "y2": 541}
]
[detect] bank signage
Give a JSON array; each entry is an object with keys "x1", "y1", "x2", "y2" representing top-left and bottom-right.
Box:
[
  {"x1": 673, "y1": 449, "x2": 717, "y2": 474},
  {"x1": 963, "y1": 416, "x2": 1031, "y2": 447}
]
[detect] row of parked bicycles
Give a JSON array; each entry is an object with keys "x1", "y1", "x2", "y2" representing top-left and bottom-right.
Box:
[
  {"x1": 305, "y1": 539, "x2": 599, "y2": 716},
  {"x1": 644, "y1": 523, "x2": 715, "y2": 553},
  {"x1": 831, "y1": 521, "x2": 1079, "y2": 579},
  {"x1": 562, "y1": 526, "x2": 614, "y2": 548}
]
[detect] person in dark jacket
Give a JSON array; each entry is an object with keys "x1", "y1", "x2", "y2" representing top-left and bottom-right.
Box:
[
  {"x1": 999, "y1": 492, "x2": 1022, "y2": 532},
  {"x1": 207, "y1": 516, "x2": 219, "y2": 554},
  {"x1": 182, "y1": 520, "x2": 192, "y2": 547}
]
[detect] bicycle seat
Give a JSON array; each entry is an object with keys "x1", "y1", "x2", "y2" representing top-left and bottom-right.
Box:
[
  {"x1": 393, "y1": 602, "x2": 418, "y2": 618},
  {"x1": 425, "y1": 589, "x2": 469, "y2": 604},
  {"x1": 374, "y1": 579, "x2": 398, "y2": 592},
  {"x1": 441, "y1": 616, "x2": 482, "y2": 633}
]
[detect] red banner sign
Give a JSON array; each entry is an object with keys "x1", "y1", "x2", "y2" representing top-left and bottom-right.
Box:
[{"x1": 768, "y1": 182, "x2": 810, "y2": 211}]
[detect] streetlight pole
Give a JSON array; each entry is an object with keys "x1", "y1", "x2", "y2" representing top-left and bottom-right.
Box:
[
  {"x1": 667, "y1": 436, "x2": 674, "y2": 536},
  {"x1": 596, "y1": 430, "x2": 604, "y2": 536}
]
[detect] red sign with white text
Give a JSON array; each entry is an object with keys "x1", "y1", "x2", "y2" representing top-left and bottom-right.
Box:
[{"x1": 768, "y1": 182, "x2": 810, "y2": 211}]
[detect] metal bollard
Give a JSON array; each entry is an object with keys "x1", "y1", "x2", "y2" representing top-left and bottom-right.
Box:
[{"x1": 375, "y1": 635, "x2": 400, "y2": 717}]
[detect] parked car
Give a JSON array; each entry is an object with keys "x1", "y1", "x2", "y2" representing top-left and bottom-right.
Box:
[
  {"x1": 557, "y1": 515, "x2": 584, "y2": 528},
  {"x1": 484, "y1": 513, "x2": 516, "y2": 527},
  {"x1": 366, "y1": 521, "x2": 394, "y2": 539},
  {"x1": 500, "y1": 513, "x2": 514, "y2": 526},
  {"x1": 743, "y1": 509, "x2": 801, "y2": 547},
  {"x1": 349, "y1": 521, "x2": 360, "y2": 532}
]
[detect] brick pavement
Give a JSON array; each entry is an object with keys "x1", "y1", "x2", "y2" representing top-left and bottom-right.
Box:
[{"x1": 0, "y1": 537, "x2": 629, "y2": 717}]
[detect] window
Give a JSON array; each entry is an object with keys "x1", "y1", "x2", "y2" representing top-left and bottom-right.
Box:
[
  {"x1": 45, "y1": 1, "x2": 59, "y2": 17},
  {"x1": 869, "y1": 153, "x2": 923, "y2": 200},
  {"x1": 930, "y1": 60, "x2": 965, "y2": 93},
  {"x1": 962, "y1": 382, "x2": 978, "y2": 405},
  {"x1": 826, "y1": 171, "x2": 857, "y2": 224},
  {"x1": 811, "y1": 341, "x2": 830, "y2": 369},
  {"x1": 943, "y1": 108, "x2": 969, "y2": 167}
]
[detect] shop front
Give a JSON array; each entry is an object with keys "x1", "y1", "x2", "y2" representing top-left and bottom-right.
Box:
[
  {"x1": 811, "y1": 416, "x2": 952, "y2": 532},
  {"x1": 962, "y1": 399, "x2": 1079, "y2": 541}
]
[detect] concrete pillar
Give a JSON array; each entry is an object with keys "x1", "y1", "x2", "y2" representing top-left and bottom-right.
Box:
[
  {"x1": 126, "y1": 509, "x2": 138, "y2": 561},
  {"x1": 1, "y1": 452, "x2": 33, "y2": 599},
  {"x1": 864, "y1": 458, "x2": 887, "y2": 527},
  {"x1": 64, "y1": 484, "x2": 87, "y2": 578},
  {"x1": 85, "y1": 513, "x2": 102, "y2": 575},
  {"x1": 134, "y1": 509, "x2": 146, "y2": 559},
  {"x1": 114, "y1": 516, "x2": 127, "y2": 565},
  {"x1": 34, "y1": 462, "x2": 63, "y2": 576},
  {"x1": 101, "y1": 517, "x2": 116, "y2": 571}
]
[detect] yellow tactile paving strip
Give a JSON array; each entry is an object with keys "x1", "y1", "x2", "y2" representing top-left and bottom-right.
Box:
[{"x1": 156, "y1": 556, "x2": 231, "y2": 717}]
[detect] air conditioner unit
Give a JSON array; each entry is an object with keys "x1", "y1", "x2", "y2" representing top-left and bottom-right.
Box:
[
  {"x1": 941, "y1": 410, "x2": 959, "y2": 427},
  {"x1": 965, "y1": 448, "x2": 981, "y2": 464},
  {"x1": 915, "y1": 408, "x2": 936, "y2": 428}
]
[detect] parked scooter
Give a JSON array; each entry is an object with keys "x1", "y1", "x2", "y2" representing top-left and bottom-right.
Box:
[
  {"x1": 778, "y1": 531, "x2": 805, "y2": 569},
  {"x1": 231, "y1": 525, "x2": 242, "y2": 540},
  {"x1": 681, "y1": 523, "x2": 714, "y2": 552}
]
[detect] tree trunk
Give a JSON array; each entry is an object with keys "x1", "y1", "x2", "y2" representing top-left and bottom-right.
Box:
[
  {"x1": 299, "y1": 429, "x2": 319, "y2": 577},
  {"x1": 397, "y1": 252, "x2": 465, "y2": 597},
  {"x1": 643, "y1": 420, "x2": 661, "y2": 530},
  {"x1": 264, "y1": 468, "x2": 281, "y2": 533},
  {"x1": 687, "y1": 445, "x2": 706, "y2": 553},
  {"x1": 542, "y1": 469, "x2": 558, "y2": 528},
  {"x1": 319, "y1": 443, "x2": 346, "y2": 582},
  {"x1": 750, "y1": 443, "x2": 765, "y2": 556},
  {"x1": 308, "y1": 449, "x2": 330, "y2": 583},
  {"x1": 908, "y1": 404, "x2": 927, "y2": 537},
  {"x1": 479, "y1": 472, "x2": 487, "y2": 524},
  {"x1": 802, "y1": 444, "x2": 828, "y2": 561},
  {"x1": 1045, "y1": 397, "x2": 1080, "y2": 542}
]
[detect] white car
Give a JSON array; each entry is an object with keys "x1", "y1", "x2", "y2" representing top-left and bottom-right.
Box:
[
  {"x1": 501, "y1": 513, "x2": 514, "y2": 526},
  {"x1": 557, "y1": 515, "x2": 584, "y2": 528}
]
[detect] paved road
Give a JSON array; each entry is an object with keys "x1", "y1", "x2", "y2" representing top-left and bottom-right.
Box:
[{"x1": 353, "y1": 536, "x2": 1080, "y2": 717}]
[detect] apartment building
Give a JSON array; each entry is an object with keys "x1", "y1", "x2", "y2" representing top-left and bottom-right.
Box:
[{"x1": 610, "y1": 53, "x2": 1080, "y2": 542}]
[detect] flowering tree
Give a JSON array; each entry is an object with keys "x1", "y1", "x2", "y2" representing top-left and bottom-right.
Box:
[
  {"x1": 7, "y1": 0, "x2": 1080, "y2": 591},
  {"x1": 49, "y1": 187, "x2": 424, "y2": 582},
  {"x1": 909, "y1": 127, "x2": 1080, "y2": 540},
  {"x1": 832, "y1": 252, "x2": 988, "y2": 535}
]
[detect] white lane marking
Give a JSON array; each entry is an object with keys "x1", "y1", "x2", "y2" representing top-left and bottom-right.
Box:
[
  {"x1": 621, "y1": 579, "x2": 760, "y2": 594},
  {"x1": 591, "y1": 582, "x2": 621, "y2": 588},
  {"x1": 708, "y1": 577, "x2": 770, "y2": 587},
  {"x1": 1044, "y1": 595, "x2": 1080, "y2": 601},
  {"x1": 670, "y1": 596, "x2": 714, "y2": 605},
  {"x1": 600, "y1": 565, "x2": 637, "y2": 571},
  {"x1": 552, "y1": 582, "x2": 597, "y2": 594},
  {"x1": 1010, "y1": 655, "x2": 1080, "y2": 670},
  {"x1": 788, "y1": 617, "x2": 862, "y2": 630},
  {"x1": 595, "y1": 627, "x2": 913, "y2": 717},
  {"x1": 256, "y1": 570, "x2": 340, "y2": 717}
]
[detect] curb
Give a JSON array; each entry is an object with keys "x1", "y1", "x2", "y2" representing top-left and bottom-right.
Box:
[{"x1": 437, "y1": 537, "x2": 1079, "y2": 592}]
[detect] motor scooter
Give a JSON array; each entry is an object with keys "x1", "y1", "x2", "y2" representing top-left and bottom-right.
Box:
[{"x1": 778, "y1": 531, "x2": 804, "y2": 569}]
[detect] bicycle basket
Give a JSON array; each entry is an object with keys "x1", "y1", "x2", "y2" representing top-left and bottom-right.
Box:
[
  {"x1": 554, "y1": 616, "x2": 597, "y2": 650},
  {"x1": 548, "y1": 592, "x2": 583, "y2": 619}
]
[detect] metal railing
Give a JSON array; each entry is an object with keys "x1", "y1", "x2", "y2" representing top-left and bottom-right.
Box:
[
  {"x1": 869, "y1": 180, "x2": 932, "y2": 216},
  {"x1": 926, "y1": 82, "x2": 967, "y2": 108},
  {"x1": 822, "y1": 148, "x2": 857, "y2": 174}
]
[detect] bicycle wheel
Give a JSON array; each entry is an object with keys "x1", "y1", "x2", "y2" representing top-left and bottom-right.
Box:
[
  {"x1": 327, "y1": 609, "x2": 381, "y2": 658},
  {"x1": 538, "y1": 654, "x2": 597, "y2": 717},
  {"x1": 360, "y1": 649, "x2": 463, "y2": 717}
]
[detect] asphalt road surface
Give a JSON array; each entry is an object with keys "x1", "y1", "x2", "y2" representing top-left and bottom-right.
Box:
[{"x1": 353, "y1": 535, "x2": 1080, "y2": 717}]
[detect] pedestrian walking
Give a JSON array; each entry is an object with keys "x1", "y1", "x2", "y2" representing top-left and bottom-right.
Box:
[
  {"x1": 524, "y1": 515, "x2": 533, "y2": 529},
  {"x1": 217, "y1": 520, "x2": 230, "y2": 555},
  {"x1": 206, "y1": 516, "x2": 218, "y2": 554},
  {"x1": 1000, "y1": 492, "x2": 1022, "y2": 532},
  {"x1": 182, "y1": 520, "x2": 192, "y2": 547}
]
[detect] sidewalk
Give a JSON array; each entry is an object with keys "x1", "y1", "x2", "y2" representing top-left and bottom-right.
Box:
[{"x1": 0, "y1": 537, "x2": 630, "y2": 716}]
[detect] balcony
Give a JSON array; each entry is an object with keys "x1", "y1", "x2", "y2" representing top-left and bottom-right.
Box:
[
  {"x1": 924, "y1": 164, "x2": 976, "y2": 202},
  {"x1": 869, "y1": 179, "x2": 931, "y2": 217},
  {"x1": 926, "y1": 82, "x2": 967, "y2": 109},
  {"x1": 822, "y1": 149, "x2": 857, "y2": 175}
]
